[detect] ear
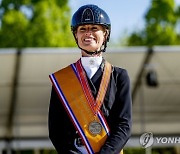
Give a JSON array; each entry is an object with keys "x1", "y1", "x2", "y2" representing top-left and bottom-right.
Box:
[{"x1": 103, "y1": 30, "x2": 109, "y2": 41}]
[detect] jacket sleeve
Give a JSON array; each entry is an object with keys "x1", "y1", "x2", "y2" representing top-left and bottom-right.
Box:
[
  {"x1": 99, "y1": 69, "x2": 132, "y2": 154},
  {"x1": 48, "y1": 87, "x2": 76, "y2": 153}
]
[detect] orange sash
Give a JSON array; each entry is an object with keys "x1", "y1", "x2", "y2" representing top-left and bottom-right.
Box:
[{"x1": 49, "y1": 60, "x2": 111, "y2": 153}]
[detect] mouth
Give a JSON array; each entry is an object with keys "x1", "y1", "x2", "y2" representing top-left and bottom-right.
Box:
[{"x1": 83, "y1": 37, "x2": 96, "y2": 43}]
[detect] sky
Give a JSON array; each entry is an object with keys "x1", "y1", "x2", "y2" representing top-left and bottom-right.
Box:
[{"x1": 69, "y1": 0, "x2": 180, "y2": 43}]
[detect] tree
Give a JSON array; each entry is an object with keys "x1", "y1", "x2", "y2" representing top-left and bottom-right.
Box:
[
  {"x1": 0, "y1": 0, "x2": 76, "y2": 47},
  {"x1": 127, "y1": 0, "x2": 180, "y2": 46}
]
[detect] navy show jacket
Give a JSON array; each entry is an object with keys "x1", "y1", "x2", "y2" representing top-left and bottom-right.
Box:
[{"x1": 48, "y1": 60, "x2": 132, "y2": 154}]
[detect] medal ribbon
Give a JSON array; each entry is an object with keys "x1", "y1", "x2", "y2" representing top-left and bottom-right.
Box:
[
  {"x1": 76, "y1": 59, "x2": 112, "y2": 116},
  {"x1": 49, "y1": 60, "x2": 111, "y2": 154}
]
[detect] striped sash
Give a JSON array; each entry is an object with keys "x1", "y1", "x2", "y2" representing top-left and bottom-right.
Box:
[{"x1": 49, "y1": 59, "x2": 111, "y2": 153}]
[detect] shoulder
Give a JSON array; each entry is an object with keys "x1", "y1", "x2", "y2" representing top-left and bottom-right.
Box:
[
  {"x1": 50, "y1": 64, "x2": 72, "y2": 75},
  {"x1": 110, "y1": 66, "x2": 130, "y2": 88},
  {"x1": 112, "y1": 66, "x2": 129, "y2": 79}
]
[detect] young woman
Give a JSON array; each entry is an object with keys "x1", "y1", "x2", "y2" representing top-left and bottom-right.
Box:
[{"x1": 49, "y1": 4, "x2": 132, "y2": 154}]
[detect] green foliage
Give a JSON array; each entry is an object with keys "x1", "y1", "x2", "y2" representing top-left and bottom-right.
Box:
[
  {"x1": 124, "y1": 147, "x2": 177, "y2": 154},
  {"x1": 126, "y1": 0, "x2": 180, "y2": 46},
  {"x1": 152, "y1": 147, "x2": 177, "y2": 154},
  {"x1": 0, "y1": 0, "x2": 76, "y2": 47},
  {"x1": 124, "y1": 148, "x2": 145, "y2": 154},
  {"x1": 0, "y1": 10, "x2": 29, "y2": 47},
  {"x1": 145, "y1": 0, "x2": 177, "y2": 24},
  {"x1": 127, "y1": 31, "x2": 146, "y2": 46}
]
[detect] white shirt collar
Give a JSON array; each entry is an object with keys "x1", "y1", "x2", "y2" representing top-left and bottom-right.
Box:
[{"x1": 80, "y1": 56, "x2": 102, "y2": 79}]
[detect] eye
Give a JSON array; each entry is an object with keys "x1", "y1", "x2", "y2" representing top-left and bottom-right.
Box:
[
  {"x1": 91, "y1": 26, "x2": 98, "y2": 31},
  {"x1": 79, "y1": 27, "x2": 86, "y2": 32}
]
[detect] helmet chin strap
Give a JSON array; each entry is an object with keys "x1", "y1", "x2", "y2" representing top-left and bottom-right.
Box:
[
  {"x1": 80, "y1": 47, "x2": 104, "y2": 55},
  {"x1": 78, "y1": 41, "x2": 107, "y2": 56}
]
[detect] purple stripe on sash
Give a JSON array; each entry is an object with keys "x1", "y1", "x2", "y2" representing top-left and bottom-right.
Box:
[
  {"x1": 97, "y1": 112, "x2": 110, "y2": 136},
  {"x1": 71, "y1": 64, "x2": 79, "y2": 80},
  {"x1": 49, "y1": 74, "x2": 94, "y2": 154}
]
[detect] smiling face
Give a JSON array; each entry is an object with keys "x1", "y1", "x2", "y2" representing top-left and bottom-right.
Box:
[{"x1": 75, "y1": 24, "x2": 106, "y2": 54}]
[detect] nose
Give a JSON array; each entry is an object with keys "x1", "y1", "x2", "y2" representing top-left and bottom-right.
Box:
[{"x1": 85, "y1": 28, "x2": 92, "y2": 35}]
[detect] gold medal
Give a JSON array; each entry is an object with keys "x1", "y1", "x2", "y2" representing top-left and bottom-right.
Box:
[{"x1": 88, "y1": 121, "x2": 102, "y2": 135}]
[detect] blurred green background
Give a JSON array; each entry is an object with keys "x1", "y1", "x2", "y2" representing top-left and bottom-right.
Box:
[{"x1": 0, "y1": 0, "x2": 180, "y2": 47}]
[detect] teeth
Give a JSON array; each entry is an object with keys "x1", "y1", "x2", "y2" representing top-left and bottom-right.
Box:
[{"x1": 84, "y1": 38, "x2": 94, "y2": 41}]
